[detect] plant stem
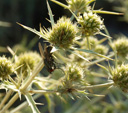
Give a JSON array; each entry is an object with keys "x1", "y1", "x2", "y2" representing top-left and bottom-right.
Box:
[
  {"x1": 104, "y1": 26, "x2": 118, "y2": 68},
  {"x1": 21, "y1": 59, "x2": 44, "y2": 91},
  {"x1": 50, "y1": 0, "x2": 68, "y2": 9},
  {"x1": 0, "y1": 60, "x2": 44, "y2": 112},
  {"x1": 93, "y1": 10, "x2": 123, "y2": 15},
  {"x1": 10, "y1": 94, "x2": 41, "y2": 113},
  {"x1": 0, "y1": 93, "x2": 19, "y2": 113},
  {"x1": 45, "y1": 94, "x2": 55, "y2": 113},
  {"x1": 25, "y1": 93, "x2": 40, "y2": 113},
  {"x1": 85, "y1": 53, "x2": 115, "y2": 66},
  {"x1": 73, "y1": 90, "x2": 109, "y2": 113},
  {"x1": 29, "y1": 90, "x2": 57, "y2": 94},
  {"x1": 0, "y1": 90, "x2": 12, "y2": 110},
  {"x1": 79, "y1": 82, "x2": 114, "y2": 90}
]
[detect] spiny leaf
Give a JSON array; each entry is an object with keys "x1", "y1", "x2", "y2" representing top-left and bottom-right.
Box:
[
  {"x1": 93, "y1": 10, "x2": 123, "y2": 15},
  {"x1": 76, "y1": 48, "x2": 113, "y2": 61},
  {"x1": 25, "y1": 93, "x2": 40, "y2": 113},
  {"x1": 50, "y1": 0, "x2": 68, "y2": 9},
  {"x1": 86, "y1": 0, "x2": 95, "y2": 5},
  {"x1": 47, "y1": 0, "x2": 55, "y2": 27},
  {"x1": 17, "y1": 22, "x2": 47, "y2": 40},
  {"x1": 96, "y1": 63, "x2": 108, "y2": 72},
  {"x1": 68, "y1": 49, "x2": 89, "y2": 62}
]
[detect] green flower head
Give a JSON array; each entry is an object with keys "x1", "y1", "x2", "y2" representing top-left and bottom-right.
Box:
[
  {"x1": 111, "y1": 37, "x2": 128, "y2": 57},
  {"x1": 94, "y1": 44, "x2": 108, "y2": 55},
  {"x1": 112, "y1": 64, "x2": 128, "y2": 92},
  {"x1": 78, "y1": 12, "x2": 104, "y2": 36},
  {"x1": 15, "y1": 51, "x2": 41, "y2": 77},
  {"x1": 0, "y1": 56, "x2": 14, "y2": 80},
  {"x1": 65, "y1": 63, "x2": 84, "y2": 81},
  {"x1": 48, "y1": 16, "x2": 77, "y2": 49},
  {"x1": 67, "y1": 0, "x2": 91, "y2": 13}
]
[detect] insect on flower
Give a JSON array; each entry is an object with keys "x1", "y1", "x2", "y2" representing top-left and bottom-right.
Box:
[{"x1": 38, "y1": 42, "x2": 56, "y2": 73}]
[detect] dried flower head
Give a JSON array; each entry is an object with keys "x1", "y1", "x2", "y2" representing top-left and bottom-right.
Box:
[
  {"x1": 112, "y1": 64, "x2": 128, "y2": 92},
  {"x1": 0, "y1": 56, "x2": 14, "y2": 80},
  {"x1": 78, "y1": 12, "x2": 104, "y2": 36},
  {"x1": 48, "y1": 16, "x2": 77, "y2": 49},
  {"x1": 15, "y1": 51, "x2": 41, "y2": 77}
]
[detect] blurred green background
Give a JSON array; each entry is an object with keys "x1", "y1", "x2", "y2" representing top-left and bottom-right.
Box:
[{"x1": 0, "y1": 0, "x2": 66, "y2": 49}]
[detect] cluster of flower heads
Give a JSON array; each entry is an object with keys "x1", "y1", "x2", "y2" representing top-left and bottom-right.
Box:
[
  {"x1": 0, "y1": 52, "x2": 41, "y2": 80},
  {"x1": 110, "y1": 35, "x2": 128, "y2": 93},
  {"x1": 16, "y1": 0, "x2": 128, "y2": 94},
  {"x1": 70, "y1": 36, "x2": 109, "y2": 67},
  {"x1": 41, "y1": 0, "x2": 104, "y2": 50}
]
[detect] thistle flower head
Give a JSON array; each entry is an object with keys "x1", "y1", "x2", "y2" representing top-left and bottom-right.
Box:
[
  {"x1": 0, "y1": 56, "x2": 14, "y2": 80},
  {"x1": 78, "y1": 12, "x2": 104, "y2": 36},
  {"x1": 48, "y1": 16, "x2": 77, "y2": 49},
  {"x1": 65, "y1": 63, "x2": 84, "y2": 81},
  {"x1": 15, "y1": 51, "x2": 41, "y2": 77},
  {"x1": 111, "y1": 37, "x2": 128, "y2": 57},
  {"x1": 112, "y1": 64, "x2": 128, "y2": 92},
  {"x1": 67, "y1": 0, "x2": 91, "y2": 13},
  {"x1": 58, "y1": 64, "x2": 86, "y2": 94},
  {"x1": 94, "y1": 44, "x2": 108, "y2": 55}
]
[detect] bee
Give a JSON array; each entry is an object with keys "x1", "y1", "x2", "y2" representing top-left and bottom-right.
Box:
[{"x1": 39, "y1": 42, "x2": 56, "y2": 73}]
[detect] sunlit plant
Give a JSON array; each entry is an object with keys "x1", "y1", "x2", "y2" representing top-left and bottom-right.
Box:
[{"x1": 0, "y1": 0, "x2": 127, "y2": 113}]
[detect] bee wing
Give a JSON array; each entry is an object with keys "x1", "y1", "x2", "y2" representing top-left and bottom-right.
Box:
[{"x1": 38, "y1": 42, "x2": 45, "y2": 59}]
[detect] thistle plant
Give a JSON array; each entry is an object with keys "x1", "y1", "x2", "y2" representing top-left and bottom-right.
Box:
[{"x1": 1, "y1": 0, "x2": 128, "y2": 113}]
